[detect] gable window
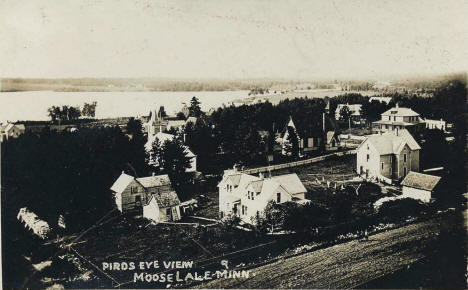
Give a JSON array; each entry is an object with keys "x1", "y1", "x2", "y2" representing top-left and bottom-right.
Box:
[
  {"x1": 366, "y1": 154, "x2": 370, "y2": 162},
  {"x1": 251, "y1": 192, "x2": 255, "y2": 200},
  {"x1": 131, "y1": 186, "x2": 138, "y2": 194},
  {"x1": 403, "y1": 153, "x2": 407, "y2": 163},
  {"x1": 276, "y1": 192, "x2": 281, "y2": 203}
]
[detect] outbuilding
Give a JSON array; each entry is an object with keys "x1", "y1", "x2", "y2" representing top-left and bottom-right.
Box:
[{"x1": 401, "y1": 171, "x2": 441, "y2": 203}]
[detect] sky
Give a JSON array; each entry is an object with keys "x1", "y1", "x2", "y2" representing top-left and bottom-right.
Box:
[{"x1": 0, "y1": 0, "x2": 467, "y2": 80}]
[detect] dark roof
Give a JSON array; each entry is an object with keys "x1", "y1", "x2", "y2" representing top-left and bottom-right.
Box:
[
  {"x1": 146, "y1": 191, "x2": 181, "y2": 208},
  {"x1": 401, "y1": 172, "x2": 441, "y2": 191},
  {"x1": 283, "y1": 117, "x2": 323, "y2": 139}
]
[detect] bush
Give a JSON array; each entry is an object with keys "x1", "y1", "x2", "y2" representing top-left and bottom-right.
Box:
[{"x1": 377, "y1": 198, "x2": 429, "y2": 222}]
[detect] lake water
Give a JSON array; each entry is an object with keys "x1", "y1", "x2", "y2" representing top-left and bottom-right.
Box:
[{"x1": 0, "y1": 90, "x2": 250, "y2": 121}]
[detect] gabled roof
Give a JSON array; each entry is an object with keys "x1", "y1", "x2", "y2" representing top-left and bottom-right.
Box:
[
  {"x1": 146, "y1": 191, "x2": 180, "y2": 208},
  {"x1": 185, "y1": 117, "x2": 197, "y2": 125},
  {"x1": 326, "y1": 131, "x2": 338, "y2": 144},
  {"x1": 110, "y1": 172, "x2": 135, "y2": 193},
  {"x1": 335, "y1": 104, "x2": 362, "y2": 113},
  {"x1": 248, "y1": 180, "x2": 264, "y2": 192},
  {"x1": 360, "y1": 129, "x2": 420, "y2": 155},
  {"x1": 145, "y1": 133, "x2": 196, "y2": 158},
  {"x1": 271, "y1": 173, "x2": 307, "y2": 195},
  {"x1": 401, "y1": 172, "x2": 441, "y2": 191},
  {"x1": 111, "y1": 172, "x2": 172, "y2": 193},
  {"x1": 136, "y1": 174, "x2": 171, "y2": 188},
  {"x1": 382, "y1": 106, "x2": 419, "y2": 117}
]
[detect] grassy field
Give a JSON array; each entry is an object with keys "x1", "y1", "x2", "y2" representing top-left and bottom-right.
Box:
[{"x1": 199, "y1": 213, "x2": 461, "y2": 289}]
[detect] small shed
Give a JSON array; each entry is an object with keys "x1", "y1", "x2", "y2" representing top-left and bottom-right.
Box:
[
  {"x1": 143, "y1": 191, "x2": 181, "y2": 222},
  {"x1": 326, "y1": 131, "x2": 340, "y2": 150},
  {"x1": 401, "y1": 172, "x2": 441, "y2": 203}
]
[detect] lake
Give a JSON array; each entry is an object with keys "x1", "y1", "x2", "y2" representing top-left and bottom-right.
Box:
[{"x1": 0, "y1": 90, "x2": 250, "y2": 121}]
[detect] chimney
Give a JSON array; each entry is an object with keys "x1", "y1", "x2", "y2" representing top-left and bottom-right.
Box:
[
  {"x1": 152, "y1": 172, "x2": 155, "y2": 176},
  {"x1": 259, "y1": 172, "x2": 264, "y2": 179},
  {"x1": 396, "y1": 103, "x2": 399, "y2": 109}
]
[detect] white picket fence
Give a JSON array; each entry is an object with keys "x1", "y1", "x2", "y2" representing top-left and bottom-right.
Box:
[{"x1": 242, "y1": 150, "x2": 357, "y2": 175}]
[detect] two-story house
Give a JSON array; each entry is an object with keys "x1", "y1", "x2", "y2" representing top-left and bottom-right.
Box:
[
  {"x1": 356, "y1": 128, "x2": 421, "y2": 184},
  {"x1": 372, "y1": 104, "x2": 424, "y2": 133},
  {"x1": 110, "y1": 172, "x2": 180, "y2": 221},
  {"x1": 218, "y1": 167, "x2": 308, "y2": 225},
  {"x1": 335, "y1": 103, "x2": 362, "y2": 124}
]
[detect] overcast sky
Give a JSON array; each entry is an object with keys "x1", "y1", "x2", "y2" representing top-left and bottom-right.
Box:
[{"x1": 0, "y1": 0, "x2": 466, "y2": 80}]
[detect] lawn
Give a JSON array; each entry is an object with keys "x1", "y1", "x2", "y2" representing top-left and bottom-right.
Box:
[{"x1": 70, "y1": 214, "x2": 274, "y2": 287}]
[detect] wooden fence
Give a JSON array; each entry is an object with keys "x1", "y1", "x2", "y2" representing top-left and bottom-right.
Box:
[{"x1": 242, "y1": 150, "x2": 357, "y2": 175}]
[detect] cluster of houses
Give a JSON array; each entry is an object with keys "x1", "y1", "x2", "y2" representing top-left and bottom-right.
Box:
[{"x1": 107, "y1": 101, "x2": 446, "y2": 227}]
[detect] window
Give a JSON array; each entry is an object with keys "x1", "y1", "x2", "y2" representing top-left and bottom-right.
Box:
[
  {"x1": 381, "y1": 163, "x2": 384, "y2": 170},
  {"x1": 135, "y1": 195, "x2": 141, "y2": 203},
  {"x1": 166, "y1": 208, "x2": 171, "y2": 216},
  {"x1": 276, "y1": 192, "x2": 281, "y2": 203},
  {"x1": 403, "y1": 153, "x2": 407, "y2": 163},
  {"x1": 388, "y1": 116, "x2": 391, "y2": 121},
  {"x1": 393, "y1": 116, "x2": 396, "y2": 121},
  {"x1": 242, "y1": 205, "x2": 245, "y2": 215},
  {"x1": 367, "y1": 154, "x2": 370, "y2": 162},
  {"x1": 251, "y1": 192, "x2": 255, "y2": 200},
  {"x1": 403, "y1": 167, "x2": 407, "y2": 176},
  {"x1": 131, "y1": 186, "x2": 138, "y2": 194}
]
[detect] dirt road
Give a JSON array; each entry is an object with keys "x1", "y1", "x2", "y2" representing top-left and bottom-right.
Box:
[{"x1": 200, "y1": 217, "x2": 446, "y2": 289}]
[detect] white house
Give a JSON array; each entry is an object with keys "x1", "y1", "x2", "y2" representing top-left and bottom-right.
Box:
[
  {"x1": 372, "y1": 104, "x2": 424, "y2": 133},
  {"x1": 218, "y1": 167, "x2": 308, "y2": 225},
  {"x1": 144, "y1": 132, "x2": 197, "y2": 172},
  {"x1": 424, "y1": 118, "x2": 447, "y2": 132},
  {"x1": 1, "y1": 122, "x2": 25, "y2": 141},
  {"x1": 401, "y1": 172, "x2": 441, "y2": 203},
  {"x1": 335, "y1": 103, "x2": 362, "y2": 123},
  {"x1": 110, "y1": 172, "x2": 179, "y2": 215},
  {"x1": 356, "y1": 129, "x2": 420, "y2": 183}
]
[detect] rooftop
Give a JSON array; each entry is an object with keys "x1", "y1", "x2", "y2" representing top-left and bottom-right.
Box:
[
  {"x1": 382, "y1": 105, "x2": 420, "y2": 117},
  {"x1": 401, "y1": 172, "x2": 441, "y2": 191}
]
